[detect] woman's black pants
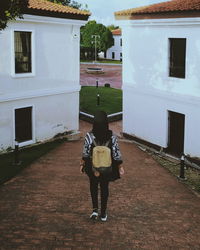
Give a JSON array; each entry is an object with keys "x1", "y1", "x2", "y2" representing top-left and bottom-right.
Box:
[{"x1": 89, "y1": 176, "x2": 109, "y2": 216}]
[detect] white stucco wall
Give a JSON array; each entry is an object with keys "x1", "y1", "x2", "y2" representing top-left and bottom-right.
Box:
[
  {"x1": 0, "y1": 92, "x2": 79, "y2": 151},
  {"x1": 121, "y1": 18, "x2": 200, "y2": 157},
  {"x1": 0, "y1": 15, "x2": 83, "y2": 95},
  {"x1": 0, "y1": 15, "x2": 86, "y2": 152},
  {"x1": 106, "y1": 35, "x2": 122, "y2": 61}
]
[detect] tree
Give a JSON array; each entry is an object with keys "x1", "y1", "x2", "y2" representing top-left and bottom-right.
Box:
[
  {"x1": 47, "y1": 0, "x2": 82, "y2": 9},
  {"x1": 81, "y1": 20, "x2": 114, "y2": 54},
  {"x1": 107, "y1": 24, "x2": 119, "y2": 31},
  {"x1": 0, "y1": 0, "x2": 28, "y2": 30}
]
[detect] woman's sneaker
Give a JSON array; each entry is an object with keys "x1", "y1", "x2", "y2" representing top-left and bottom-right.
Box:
[
  {"x1": 100, "y1": 214, "x2": 107, "y2": 222},
  {"x1": 90, "y1": 211, "x2": 98, "y2": 220}
]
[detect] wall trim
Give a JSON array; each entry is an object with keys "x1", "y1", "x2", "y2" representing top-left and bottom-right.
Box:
[
  {"x1": 119, "y1": 17, "x2": 200, "y2": 27},
  {"x1": 123, "y1": 84, "x2": 200, "y2": 106},
  {"x1": 0, "y1": 86, "x2": 81, "y2": 103},
  {"x1": 123, "y1": 132, "x2": 162, "y2": 152}
]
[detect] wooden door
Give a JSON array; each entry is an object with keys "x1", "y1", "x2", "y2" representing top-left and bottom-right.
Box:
[
  {"x1": 168, "y1": 111, "x2": 185, "y2": 156},
  {"x1": 15, "y1": 107, "x2": 32, "y2": 143}
]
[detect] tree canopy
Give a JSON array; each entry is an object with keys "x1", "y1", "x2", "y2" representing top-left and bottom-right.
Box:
[
  {"x1": 81, "y1": 20, "x2": 114, "y2": 52},
  {"x1": 0, "y1": 0, "x2": 28, "y2": 30},
  {"x1": 47, "y1": 0, "x2": 83, "y2": 9},
  {"x1": 107, "y1": 24, "x2": 119, "y2": 31}
]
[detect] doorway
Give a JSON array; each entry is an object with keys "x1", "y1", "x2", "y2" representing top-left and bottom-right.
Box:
[
  {"x1": 168, "y1": 111, "x2": 185, "y2": 156},
  {"x1": 15, "y1": 107, "x2": 32, "y2": 143}
]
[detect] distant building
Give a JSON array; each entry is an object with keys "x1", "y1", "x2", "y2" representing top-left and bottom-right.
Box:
[
  {"x1": 0, "y1": 0, "x2": 89, "y2": 152},
  {"x1": 100, "y1": 29, "x2": 122, "y2": 61},
  {"x1": 115, "y1": 0, "x2": 200, "y2": 158}
]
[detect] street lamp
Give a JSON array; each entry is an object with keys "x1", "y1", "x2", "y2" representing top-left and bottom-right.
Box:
[{"x1": 91, "y1": 35, "x2": 100, "y2": 63}]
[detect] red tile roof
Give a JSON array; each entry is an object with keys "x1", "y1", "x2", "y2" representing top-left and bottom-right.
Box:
[
  {"x1": 112, "y1": 29, "x2": 121, "y2": 35},
  {"x1": 26, "y1": 0, "x2": 90, "y2": 20},
  {"x1": 115, "y1": 0, "x2": 200, "y2": 18}
]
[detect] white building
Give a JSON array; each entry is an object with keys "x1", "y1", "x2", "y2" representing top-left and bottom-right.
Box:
[
  {"x1": 115, "y1": 0, "x2": 200, "y2": 158},
  {"x1": 100, "y1": 29, "x2": 122, "y2": 61},
  {"x1": 0, "y1": 0, "x2": 89, "y2": 152}
]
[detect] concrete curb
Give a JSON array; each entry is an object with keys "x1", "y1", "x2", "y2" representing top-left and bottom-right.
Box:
[{"x1": 79, "y1": 111, "x2": 122, "y2": 123}]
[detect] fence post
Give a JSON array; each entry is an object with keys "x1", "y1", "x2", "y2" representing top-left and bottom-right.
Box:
[
  {"x1": 14, "y1": 140, "x2": 21, "y2": 166},
  {"x1": 179, "y1": 154, "x2": 186, "y2": 180},
  {"x1": 97, "y1": 94, "x2": 100, "y2": 106}
]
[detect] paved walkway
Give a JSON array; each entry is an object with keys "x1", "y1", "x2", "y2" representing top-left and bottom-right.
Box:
[
  {"x1": 80, "y1": 63, "x2": 122, "y2": 89},
  {"x1": 0, "y1": 121, "x2": 200, "y2": 249}
]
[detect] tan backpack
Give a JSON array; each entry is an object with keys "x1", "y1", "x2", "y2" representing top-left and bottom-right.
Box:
[{"x1": 90, "y1": 133, "x2": 112, "y2": 174}]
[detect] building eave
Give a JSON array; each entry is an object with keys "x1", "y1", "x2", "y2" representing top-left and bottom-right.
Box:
[
  {"x1": 116, "y1": 10, "x2": 200, "y2": 20},
  {"x1": 15, "y1": 14, "x2": 88, "y2": 27},
  {"x1": 24, "y1": 8, "x2": 90, "y2": 21}
]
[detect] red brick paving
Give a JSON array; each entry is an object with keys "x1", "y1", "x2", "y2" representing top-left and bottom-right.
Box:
[
  {"x1": 0, "y1": 121, "x2": 200, "y2": 249},
  {"x1": 80, "y1": 63, "x2": 122, "y2": 89}
]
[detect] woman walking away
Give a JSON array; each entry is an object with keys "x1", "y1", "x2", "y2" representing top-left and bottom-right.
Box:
[{"x1": 80, "y1": 111, "x2": 124, "y2": 222}]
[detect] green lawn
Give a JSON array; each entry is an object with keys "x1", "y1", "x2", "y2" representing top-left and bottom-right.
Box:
[
  {"x1": 80, "y1": 86, "x2": 122, "y2": 115},
  {"x1": 0, "y1": 139, "x2": 65, "y2": 185}
]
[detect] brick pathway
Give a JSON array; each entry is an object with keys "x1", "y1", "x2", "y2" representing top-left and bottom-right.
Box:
[
  {"x1": 0, "y1": 121, "x2": 200, "y2": 249},
  {"x1": 80, "y1": 63, "x2": 122, "y2": 89}
]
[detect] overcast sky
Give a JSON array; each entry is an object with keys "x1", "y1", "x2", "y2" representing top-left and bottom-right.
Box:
[{"x1": 77, "y1": 0, "x2": 169, "y2": 25}]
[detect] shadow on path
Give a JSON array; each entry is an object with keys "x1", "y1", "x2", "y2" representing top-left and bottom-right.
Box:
[{"x1": 0, "y1": 122, "x2": 200, "y2": 249}]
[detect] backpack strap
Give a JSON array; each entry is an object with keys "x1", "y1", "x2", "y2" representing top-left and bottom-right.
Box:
[
  {"x1": 89, "y1": 132, "x2": 111, "y2": 147},
  {"x1": 89, "y1": 132, "x2": 97, "y2": 147},
  {"x1": 104, "y1": 131, "x2": 112, "y2": 147},
  {"x1": 104, "y1": 140, "x2": 110, "y2": 147}
]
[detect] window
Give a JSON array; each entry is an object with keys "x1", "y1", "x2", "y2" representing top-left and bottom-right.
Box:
[
  {"x1": 104, "y1": 51, "x2": 107, "y2": 59},
  {"x1": 15, "y1": 107, "x2": 32, "y2": 143},
  {"x1": 120, "y1": 38, "x2": 122, "y2": 46},
  {"x1": 14, "y1": 31, "x2": 32, "y2": 74},
  {"x1": 112, "y1": 52, "x2": 115, "y2": 59},
  {"x1": 169, "y1": 38, "x2": 186, "y2": 78}
]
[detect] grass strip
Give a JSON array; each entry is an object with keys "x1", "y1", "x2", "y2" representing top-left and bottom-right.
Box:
[
  {"x1": 153, "y1": 154, "x2": 200, "y2": 193},
  {"x1": 80, "y1": 86, "x2": 122, "y2": 115},
  {"x1": 0, "y1": 139, "x2": 65, "y2": 185}
]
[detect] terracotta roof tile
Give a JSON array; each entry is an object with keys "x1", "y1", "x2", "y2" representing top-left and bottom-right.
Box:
[
  {"x1": 112, "y1": 29, "x2": 121, "y2": 35},
  {"x1": 27, "y1": 0, "x2": 90, "y2": 18},
  {"x1": 115, "y1": 0, "x2": 200, "y2": 16}
]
